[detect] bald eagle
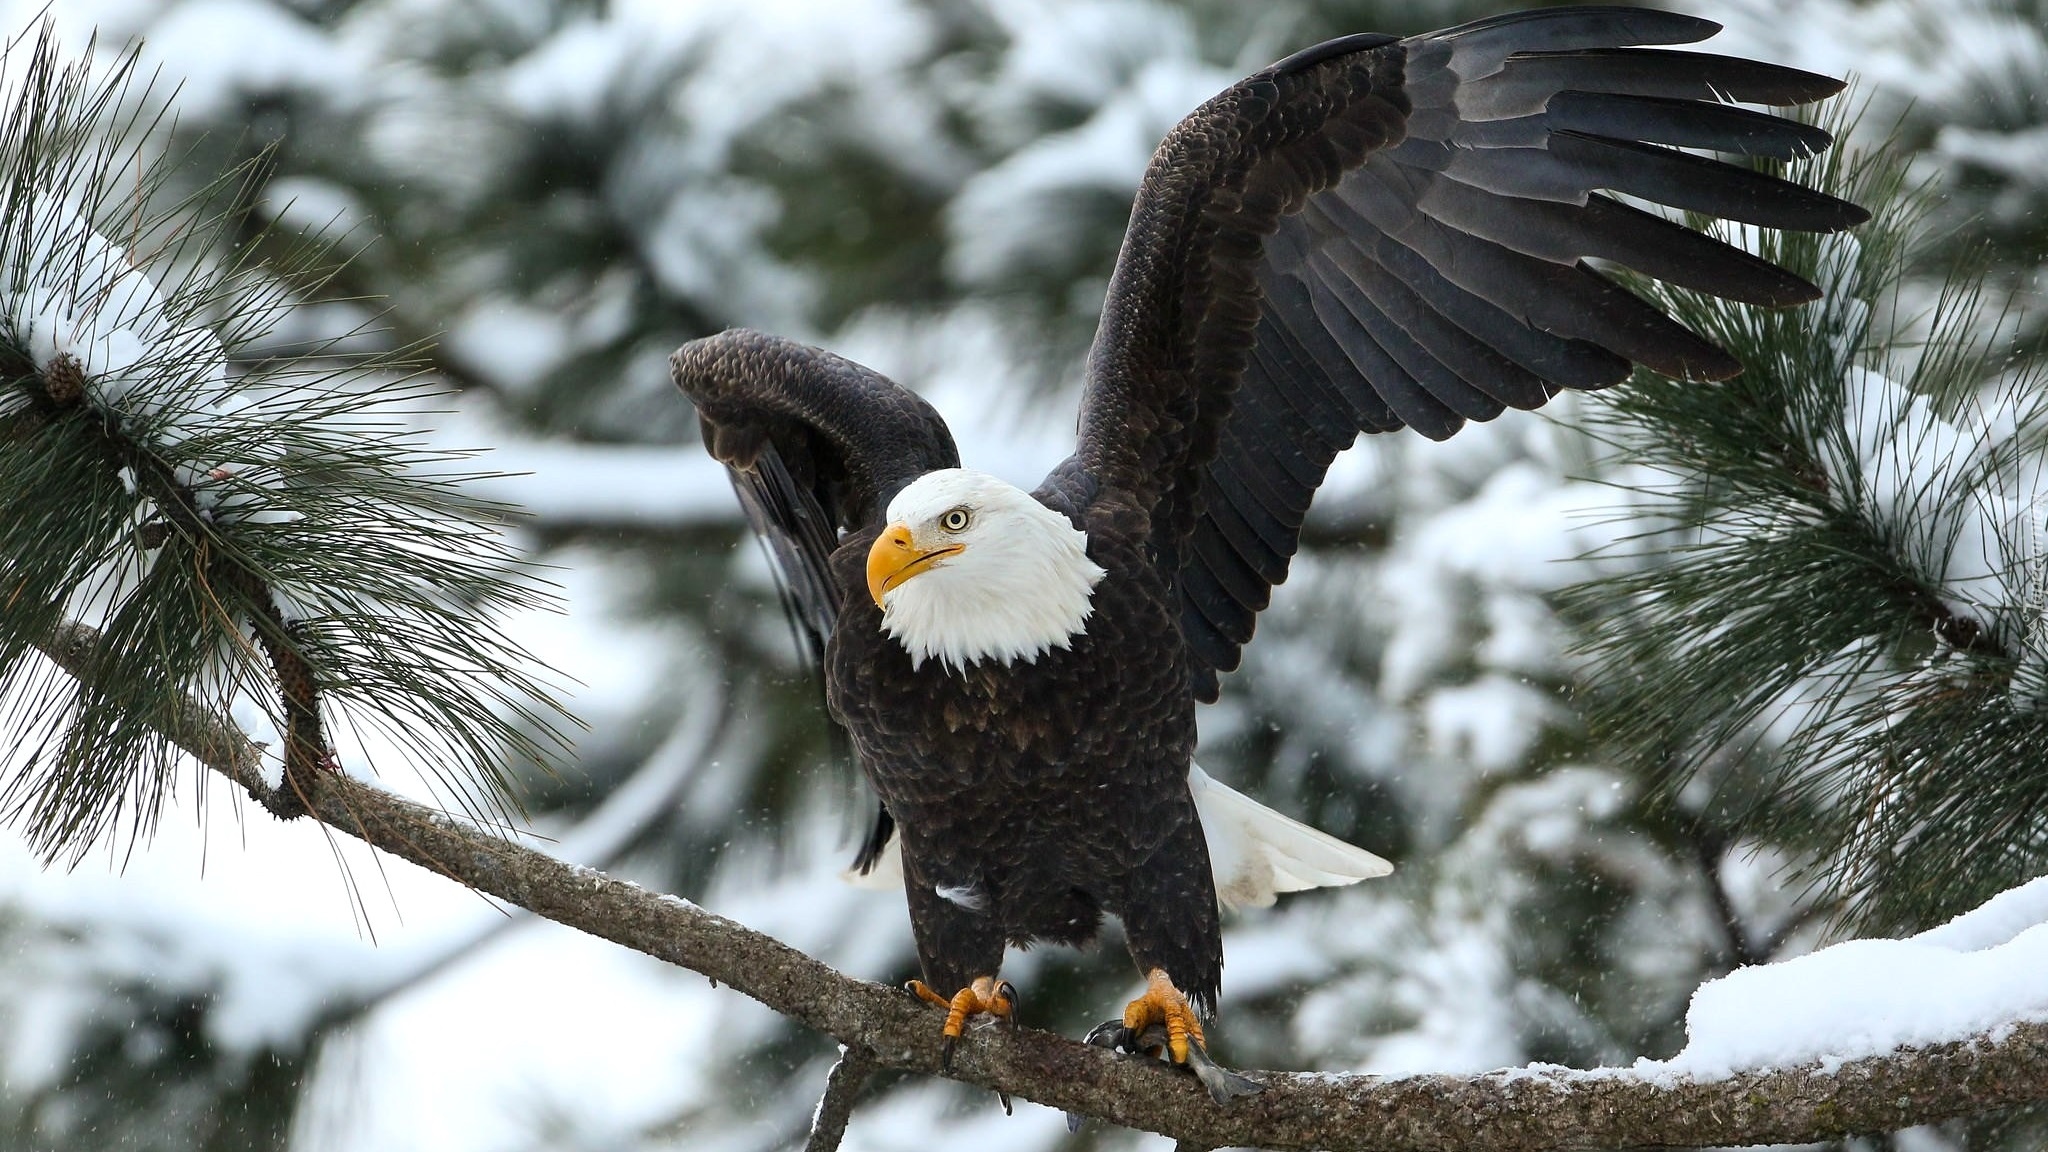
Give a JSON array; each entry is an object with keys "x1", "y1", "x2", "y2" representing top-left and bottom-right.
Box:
[{"x1": 672, "y1": 5, "x2": 1864, "y2": 1094}]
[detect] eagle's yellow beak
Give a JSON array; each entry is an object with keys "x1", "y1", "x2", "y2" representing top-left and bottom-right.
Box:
[{"x1": 867, "y1": 522, "x2": 964, "y2": 608}]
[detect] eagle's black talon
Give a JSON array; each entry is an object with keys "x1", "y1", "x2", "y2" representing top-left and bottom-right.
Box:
[
  {"x1": 938, "y1": 1032, "x2": 957, "y2": 1071},
  {"x1": 996, "y1": 980, "x2": 1020, "y2": 1029},
  {"x1": 1083, "y1": 1019, "x2": 1125, "y2": 1050},
  {"x1": 1067, "y1": 1025, "x2": 1125, "y2": 1133}
]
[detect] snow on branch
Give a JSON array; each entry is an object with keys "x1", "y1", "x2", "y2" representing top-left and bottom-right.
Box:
[
  {"x1": 1647, "y1": 876, "x2": 2048, "y2": 1079},
  {"x1": 32, "y1": 616, "x2": 2048, "y2": 1151}
]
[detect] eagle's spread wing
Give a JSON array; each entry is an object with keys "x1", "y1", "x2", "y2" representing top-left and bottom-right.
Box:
[
  {"x1": 675, "y1": 330, "x2": 959, "y2": 536},
  {"x1": 671, "y1": 329, "x2": 959, "y2": 872},
  {"x1": 1070, "y1": 7, "x2": 1868, "y2": 702},
  {"x1": 673, "y1": 329, "x2": 960, "y2": 648}
]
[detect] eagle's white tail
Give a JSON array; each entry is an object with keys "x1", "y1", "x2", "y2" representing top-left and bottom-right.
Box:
[
  {"x1": 840, "y1": 764, "x2": 1394, "y2": 908},
  {"x1": 1189, "y1": 762, "x2": 1392, "y2": 910}
]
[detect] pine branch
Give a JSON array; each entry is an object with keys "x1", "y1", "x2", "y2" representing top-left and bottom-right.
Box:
[
  {"x1": 1568, "y1": 105, "x2": 2048, "y2": 932},
  {"x1": 292, "y1": 699, "x2": 732, "y2": 1037},
  {"x1": 1690, "y1": 824, "x2": 1766, "y2": 970},
  {"x1": 0, "y1": 20, "x2": 574, "y2": 862},
  {"x1": 32, "y1": 615, "x2": 2048, "y2": 1151},
  {"x1": 23, "y1": 345, "x2": 338, "y2": 819}
]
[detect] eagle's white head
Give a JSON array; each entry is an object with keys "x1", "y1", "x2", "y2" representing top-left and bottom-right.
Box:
[{"x1": 866, "y1": 468, "x2": 1107, "y2": 672}]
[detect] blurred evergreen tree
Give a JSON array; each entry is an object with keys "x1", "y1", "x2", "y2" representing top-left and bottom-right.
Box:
[{"x1": 2, "y1": 2, "x2": 2045, "y2": 1151}]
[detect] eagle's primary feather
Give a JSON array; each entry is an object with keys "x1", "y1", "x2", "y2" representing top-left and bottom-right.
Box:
[{"x1": 672, "y1": 4, "x2": 1867, "y2": 1064}]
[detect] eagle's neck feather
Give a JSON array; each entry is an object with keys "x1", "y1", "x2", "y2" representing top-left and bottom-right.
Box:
[{"x1": 878, "y1": 498, "x2": 1105, "y2": 673}]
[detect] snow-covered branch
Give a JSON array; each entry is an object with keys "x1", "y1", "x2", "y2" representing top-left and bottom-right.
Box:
[{"x1": 31, "y1": 616, "x2": 2048, "y2": 1151}]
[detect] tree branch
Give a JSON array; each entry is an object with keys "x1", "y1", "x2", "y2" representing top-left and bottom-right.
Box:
[
  {"x1": 1689, "y1": 823, "x2": 1765, "y2": 970},
  {"x1": 30, "y1": 618, "x2": 2048, "y2": 1150},
  {"x1": 299, "y1": 694, "x2": 732, "y2": 1034},
  {"x1": 803, "y1": 1045, "x2": 878, "y2": 1152}
]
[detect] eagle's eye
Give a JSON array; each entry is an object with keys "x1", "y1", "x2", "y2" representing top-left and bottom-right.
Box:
[{"x1": 939, "y1": 507, "x2": 971, "y2": 533}]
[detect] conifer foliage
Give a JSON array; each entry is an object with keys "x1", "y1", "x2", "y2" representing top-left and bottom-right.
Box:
[
  {"x1": 0, "y1": 22, "x2": 569, "y2": 863},
  {"x1": 4, "y1": 2, "x2": 2048, "y2": 1150},
  {"x1": 1572, "y1": 121, "x2": 2048, "y2": 934}
]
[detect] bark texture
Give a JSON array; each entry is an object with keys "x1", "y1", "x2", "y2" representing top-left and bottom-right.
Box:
[{"x1": 36, "y1": 619, "x2": 2048, "y2": 1150}]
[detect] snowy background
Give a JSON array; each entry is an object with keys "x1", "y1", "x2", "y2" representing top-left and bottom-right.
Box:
[{"x1": 3, "y1": 1, "x2": 2048, "y2": 1150}]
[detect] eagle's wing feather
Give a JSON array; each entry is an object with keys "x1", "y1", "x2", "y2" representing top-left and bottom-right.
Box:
[
  {"x1": 674, "y1": 329, "x2": 960, "y2": 538},
  {"x1": 673, "y1": 329, "x2": 959, "y2": 658},
  {"x1": 1071, "y1": 6, "x2": 1867, "y2": 701},
  {"x1": 725, "y1": 445, "x2": 842, "y2": 665},
  {"x1": 671, "y1": 330, "x2": 957, "y2": 872}
]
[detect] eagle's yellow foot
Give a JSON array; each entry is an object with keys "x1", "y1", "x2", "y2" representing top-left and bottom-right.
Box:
[
  {"x1": 1122, "y1": 968, "x2": 1205, "y2": 1064},
  {"x1": 906, "y1": 975, "x2": 1016, "y2": 1068},
  {"x1": 1078, "y1": 970, "x2": 1262, "y2": 1107}
]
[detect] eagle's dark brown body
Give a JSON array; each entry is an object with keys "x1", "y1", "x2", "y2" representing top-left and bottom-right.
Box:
[{"x1": 826, "y1": 484, "x2": 1224, "y2": 1008}]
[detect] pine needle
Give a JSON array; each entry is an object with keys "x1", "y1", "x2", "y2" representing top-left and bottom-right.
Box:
[
  {"x1": 0, "y1": 21, "x2": 574, "y2": 865},
  {"x1": 1567, "y1": 96, "x2": 2048, "y2": 933}
]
